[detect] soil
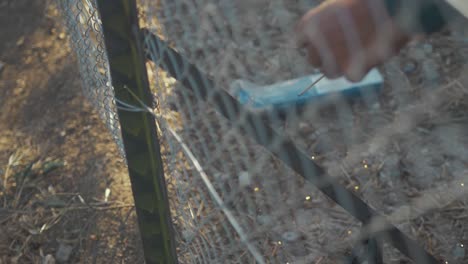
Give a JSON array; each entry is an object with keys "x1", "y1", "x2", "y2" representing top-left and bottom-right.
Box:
[
  {"x1": 0, "y1": 1, "x2": 142, "y2": 263},
  {"x1": 148, "y1": 1, "x2": 468, "y2": 263},
  {"x1": 1, "y1": 0, "x2": 468, "y2": 264}
]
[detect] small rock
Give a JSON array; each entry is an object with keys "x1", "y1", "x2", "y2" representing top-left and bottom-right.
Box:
[
  {"x1": 371, "y1": 102, "x2": 381, "y2": 110},
  {"x1": 16, "y1": 36, "x2": 25, "y2": 46},
  {"x1": 238, "y1": 171, "x2": 251, "y2": 188},
  {"x1": 421, "y1": 59, "x2": 440, "y2": 84},
  {"x1": 47, "y1": 185, "x2": 56, "y2": 194},
  {"x1": 445, "y1": 58, "x2": 451, "y2": 65},
  {"x1": 202, "y1": 3, "x2": 217, "y2": 16},
  {"x1": 452, "y1": 244, "x2": 465, "y2": 259},
  {"x1": 42, "y1": 254, "x2": 56, "y2": 264},
  {"x1": 58, "y1": 32, "x2": 66, "y2": 40},
  {"x1": 182, "y1": 230, "x2": 195, "y2": 241},
  {"x1": 281, "y1": 231, "x2": 309, "y2": 256},
  {"x1": 281, "y1": 231, "x2": 301, "y2": 242},
  {"x1": 402, "y1": 61, "x2": 416, "y2": 74},
  {"x1": 408, "y1": 47, "x2": 426, "y2": 61},
  {"x1": 266, "y1": 55, "x2": 280, "y2": 71},
  {"x1": 0, "y1": 61, "x2": 4, "y2": 74},
  {"x1": 257, "y1": 214, "x2": 273, "y2": 226},
  {"x1": 271, "y1": 8, "x2": 294, "y2": 27},
  {"x1": 422, "y1": 43, "x2": 433, "y2": 54},
  {"x1": 55, "y1": 244, "x2": 73, "y2": 263},
  {"x1": 213, "y1": 172, "x2": 228, "y2": 180},
  {"x1": 298, "y1": 122, "x2": 308, "y2": 130}
]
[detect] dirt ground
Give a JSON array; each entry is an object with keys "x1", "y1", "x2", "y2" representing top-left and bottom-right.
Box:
[
  {"x1": 0, "y1": 1, "x2": 142, "y2": 263},
  {"x1": 1, "y1": 0, "x2": 468, "y2": 264},
  {"x1": 149, "y1": 1, "x2": 468, "y2": 263}
]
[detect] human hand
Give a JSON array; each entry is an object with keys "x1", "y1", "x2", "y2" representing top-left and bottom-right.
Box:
[{"x1": 296, "y1": 0, "x2": 411, "y2": 81}]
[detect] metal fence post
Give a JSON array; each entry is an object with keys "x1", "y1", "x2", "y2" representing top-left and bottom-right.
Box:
[{"x1": 95, "y1": 1, "x2": 178, "y2": 263}]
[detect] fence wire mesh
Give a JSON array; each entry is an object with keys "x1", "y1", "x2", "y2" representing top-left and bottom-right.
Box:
[
  {"x1": 61, "y1": 0, "x2": 468, "y2": 263},
  {"x1": 57, "y1": 0, "x2": 124, "y2": 157}
]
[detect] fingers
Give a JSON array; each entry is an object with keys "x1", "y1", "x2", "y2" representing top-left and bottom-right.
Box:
[
  {"x1": 342, "y1": 33, "x2": 411, "y2": 82},
  {"x1": 306, "y1": 47, "x2": 322, "y2": 69},
  {"x1": 311, "y1": 37, "x2": 341, "y2": 79},
  {"x1": 301, "y1": 22, "x2": 370, "y2": 82},
  {"x1": 295, "y1": 0, "x2": 332, "y2": 46},
  {"x1": 342, "y1": 17, "x2": 412, "y2": 82},
  {"x1": 296, "y1": 0, "x2": 412, "y2": 82},
  {"x1": 344, "y1": 55, "x2": 369, "y2": 82},
  {"x1": 296, "y1": 4, "x2": 342, "y2": 78}
]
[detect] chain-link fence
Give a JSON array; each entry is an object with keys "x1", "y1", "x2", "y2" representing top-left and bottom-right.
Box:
[
  {"x1": 57, "y1": 0, "x2": 124, "y2": 156},
  {"x1": 60, "y1": 0, "x2": 468, "y2": 263}
]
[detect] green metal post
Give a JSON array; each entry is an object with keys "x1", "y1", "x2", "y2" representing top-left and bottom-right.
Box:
[{"x1": 95, "y1": 1, "x2": 178, "y2": 263}]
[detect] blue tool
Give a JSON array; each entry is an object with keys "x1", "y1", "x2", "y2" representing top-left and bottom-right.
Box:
[{"x1": 229, "y1": 69, "x2": 384, "y2": 111}]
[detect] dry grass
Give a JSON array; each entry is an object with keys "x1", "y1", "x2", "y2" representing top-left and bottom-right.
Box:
[
  {"x1": 0, "y1": 151, "x2": 133, "y2": 263},
  {"x1": 0, "y1": 1, "x2": 142, "y2": 263},
  {"x1": 1, "y1": 0, "x2": 468, "y2": 263}
]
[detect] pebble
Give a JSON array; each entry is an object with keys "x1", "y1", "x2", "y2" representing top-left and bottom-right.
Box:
[
  {"x1": 421, "y1": 59, "x2": 440, "y2": 84},
  {"x1": 281, "y1": 231, "x2": 309, "y2": 256},
  {"x1": 213, "y1": 172, "x2": 228, "y2": 180},
  {"x1": 16, "y1": 36, "x2": 25, "y2": 46},
  {"x1": 257, "y1": 214, "x2": 273, "y2": 226},
  {"x1": 0, "y1": 61, "x2": 4, "y2": 74},
  {"x1": 402, "y1": 61, "x2": 416, "y2": 74},
  {"x1": 408, "y1": 47, "x2": 426, "y2": 61},
  {"x1": 55, "y1": 244, "x2": 73, "y2": 263},
  {"x1": 281, "y1": 231, "x2": 301, "y2": 242},
  {"x1": 42, "y1": 254, "x2": 56, "y2": 264},
  {"x1": 422, "y1": 43, "x2": 433, "y2": 54},
  {"x1": 238, "y1": 171, "x2": 251, "y2": 188},
  {"x1": 371, "y1": 102, "x2": 381, "y2": 110},
  {"x1": 266, "y1": 55, "x2": 280, "y2": 72},
  {"x1": 271, "y1": 8, "x2": 294, "y2": 27},
  {"x1": 452, "y1": 243, "x2": 465, "y2": 259},
  {"x1": 182, "y1": 230, "x2": 195, "y2": 241}
]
